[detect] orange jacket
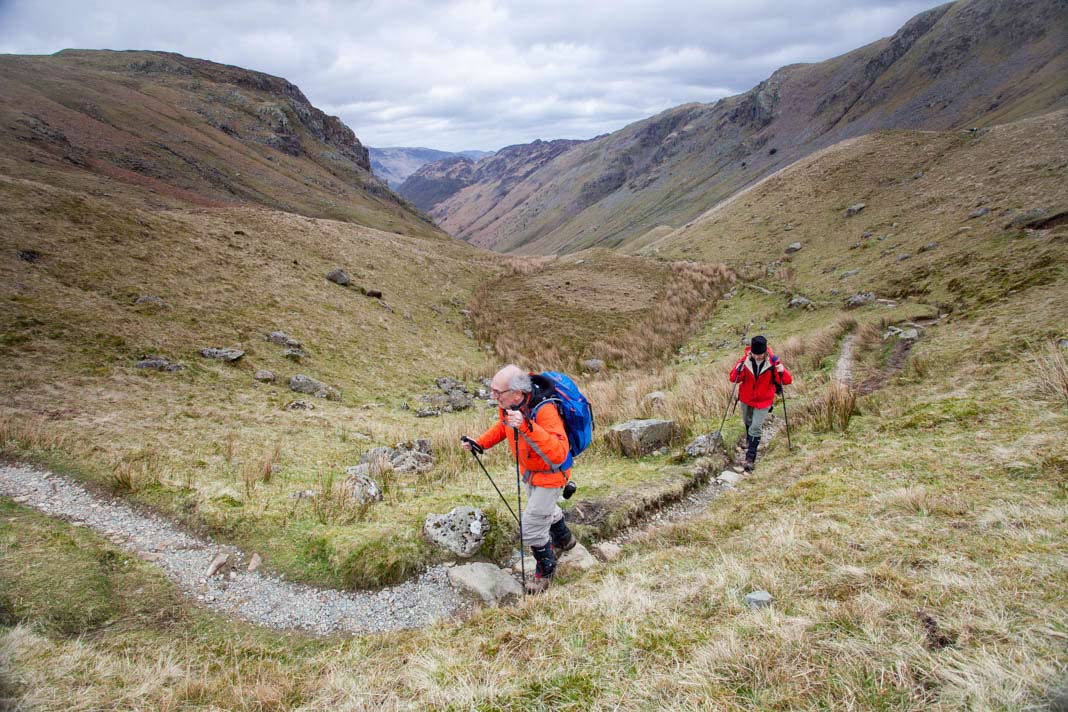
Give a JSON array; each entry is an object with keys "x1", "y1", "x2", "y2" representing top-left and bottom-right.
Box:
[{"x1": 476, "y1": 398, "x2": 572, "y2": 489}]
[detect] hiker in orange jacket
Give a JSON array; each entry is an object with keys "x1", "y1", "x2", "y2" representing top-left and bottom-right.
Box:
[
  {"x1": 728, "y1": 335, "x2": 792, "y2": 472},
  {"x1": 462, "y1": 364, "x2": 577, "y2": 593}
]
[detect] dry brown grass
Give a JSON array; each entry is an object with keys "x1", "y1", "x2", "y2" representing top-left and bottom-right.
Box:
[
  {"x1": 797, "y1": 381, "x2": 858, "y2": 433},
  {"x1": 805, "y1": 315, "x2": 857, "y2": 371},
  {"x1": 1028, "y1": 339, "x2": 1068, "y2": 407}
]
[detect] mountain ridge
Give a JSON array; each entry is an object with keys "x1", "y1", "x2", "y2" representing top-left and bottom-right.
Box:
[{"x1": 419, "y1": 0, "x2": 1067, "y2": 254}]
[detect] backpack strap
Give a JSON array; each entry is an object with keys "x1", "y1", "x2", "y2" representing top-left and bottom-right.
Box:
[{"x1": 519, "y1": 398, "x2": 573, "y2": 475}]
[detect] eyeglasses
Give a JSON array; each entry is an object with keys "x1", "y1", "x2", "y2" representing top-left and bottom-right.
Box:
[{"x1": 491, "y1": 388, "x2": 512, "y2": 398}]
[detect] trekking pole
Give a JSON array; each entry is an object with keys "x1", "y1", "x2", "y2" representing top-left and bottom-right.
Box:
[
  {"x1": 461, "y1": 438, "x2": 519, "y2": 524},
  {"x1": 513, "y1": 426, "x2": 526, "y2": 598},
  {"x1": 716, "y1": 379, "x2": 739, "y2": 439},
  {"x1": 776, "y1": 375, "x2": 793, "y2": 450}
]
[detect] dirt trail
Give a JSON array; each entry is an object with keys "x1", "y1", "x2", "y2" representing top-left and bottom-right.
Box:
[{"x1": 0, "y1": 463, "x2": 468, "y2": 635}]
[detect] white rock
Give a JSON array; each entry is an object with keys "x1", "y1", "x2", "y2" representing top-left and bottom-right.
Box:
[
  {"x1": 206, "y1": 552, "x2": 229, "y2": 578},
  {"x1": 745, "y1": 590, "x2": 774, "y2": 609},
  {"x1": 557, "y1": 542, "x2": 598, "y2": 574},
  {"x1": 247, "y1": 553, "x2": 262, "y2": 572},
  {"x1": 591, "y1": 542, "x2": 622, "y2": 562},
  {"x1": 447, "y1": 563, "x2": 523, "y2": 606},
  {"x1": 718, "y1": 471, "x2": 743, "y2": 486}
]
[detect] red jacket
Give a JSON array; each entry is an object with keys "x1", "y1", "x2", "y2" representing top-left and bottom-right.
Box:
[
  {"x1": 729, "y1": 348, "x2": 792, "y2": 409},
  {"x1": 476, "y1": 396, "x2": 572, "y2": 489}
]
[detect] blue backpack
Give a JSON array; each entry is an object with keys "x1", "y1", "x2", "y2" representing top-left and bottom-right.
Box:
[{"x1": 530, "y1": 371, "x2": 595, "y2": 471}]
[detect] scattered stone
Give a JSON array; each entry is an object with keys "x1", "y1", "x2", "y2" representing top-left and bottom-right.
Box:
[
  {"x1": 363, "y1": 289, "x2": 383, "y2": 299},
  {"x1": 845, "y1": 292, "x2": 875, "y2": 308},
  {"x1": 290, "y1": 489, "x2": 315, "y2": 499},
  {"x1": 247, "y1": 553, "x2": 262, "y2": 572},
  {"x1": 849, "y1": 242, "x2": 861, "y2": 250},
  {"x1": 16, "y1": 249, "x2": 41, "y2": 263},
  {"x1": 1058, "y1": 339, "x2": 1068, "y2": 349},
  {"x1": 463, "y1": 329, "x2": 475, "y2": 339},
  {"x1": 289, "y1": 374, "x2": 341, "y2": 401},
  {"x1": 606, "y1": 419, "x2": 677, "y2": 458},
  {"x1": 135, "y1": 355, "x2": 185, "y2": 372},
  {"x1": 359, "y1": 441, "x2": 434, "y2": 476},
  {"x1": 134, "y1": 295, "x2": 164, "y2": 306},
  {"x1": 284, "y1": 399, "x2": 314, "y2": 411},
  {"x1": 591, "y1": 542, "x2": 622, "y2": 562},
  {"x1": 435, "y1": 377, "x2": 474, "y2": 412},
  {"x1": 416, "y1": 409, "x2": 441, "y2": 417},
  {"x1": 685, "y1": 432, "x2": 723, "y2": 458},
  {"x1": 717, "y1": 471, "x2": 743, "y2": 487},
  {"x1": 784, "y1": 242, "x2": 802, "y2": 254},
  {"x1": 206, "y1": 552, "x2": 229, "y2": 578},
  {"x1": 326, "y1": 268, "x2": 351, "y2": 286},
  {"x1": 557, "y1": 542, "x2": 598, "y2": 574},
  {"x1": 424, "y1": 506, "x2": 489, "y2": 557},
  {"x1": 253, "y1": 369, "x2": 276, "y2": 383},
  {"x1": 968, "y1": 207, "x2": 990, "y2": 219},
  {"x1": 745, "y1": 590, "x2": 774, "y2": 609},
  {"x1": 342, "y1": 466, "x2": 384, "y2": 504},
  {"x1": 840, "y1": 269, "x2": 859, "y2": 279},
  {"x1": 447, "y1": 563, "x2": 522, "y2": 606},
  {"x1": 899, "y1": 328, "x2": 920, "y2": 340},
  {"x1": 200, "y1": 347, "x2": 245, "y2": 362},
  {"x1": 788, "y1": 296, "x2": 812, "y2": 309},
  {"x1": 283, "y1": 347, "x2": 305, "y2": 362},
  {"x1": 642, "y1": 391, "x2": 667, "y2": 410},
  {"x1": 265, "y1": 331, "x2": 301, "y2": 348},
  {"x1": 897, "y1": 253, "x2": 911, "y2": 261},
  {"x1": 581, "y1": 358, "x2": 605, "y2": 374},
  {"x1": 845, "y1": 203, "x2": 866, "y2": 217},
  {"x1": 862, "y1": 231, "x2": 874, "y2": 238}
]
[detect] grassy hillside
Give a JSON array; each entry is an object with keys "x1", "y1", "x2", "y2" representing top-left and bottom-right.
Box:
[
  {"x1": 642, "y1": 109, "x2": 1068, "y2": 311},
  {"x1": 427, "y1": 0, "x2": 1067, "y2": 255},
  {"x1": 0, "y1": 50, "x2": 435, "y2": 237}
]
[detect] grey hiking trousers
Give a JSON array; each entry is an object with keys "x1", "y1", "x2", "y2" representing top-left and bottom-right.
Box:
[
  {"x1": 741, "y1": 403, "x2": 770, "y2": 438},
  {"x1": 522, "y1": 483, "x2": 564, "y2": 547}
]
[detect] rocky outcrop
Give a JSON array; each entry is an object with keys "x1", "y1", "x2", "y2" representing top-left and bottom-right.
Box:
[
  {"x1": 447, "y1": 562, "x2": 522, "y2": 606},
  {"x1": 289, "y1": 374, "x2": 341, "y2": 401}
]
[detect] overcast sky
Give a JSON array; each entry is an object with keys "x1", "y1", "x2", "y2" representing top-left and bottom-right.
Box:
[{"x1": 0, "y1": 0, "x2": 948, "y2": 152}]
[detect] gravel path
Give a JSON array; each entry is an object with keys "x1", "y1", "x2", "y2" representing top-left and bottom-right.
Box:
[
  {"x1": 0, "y1": 463, "x2": 469, "y2": 635},
  {"x1": 835, "y1": 334, "x2": 857, "y2": 386}
]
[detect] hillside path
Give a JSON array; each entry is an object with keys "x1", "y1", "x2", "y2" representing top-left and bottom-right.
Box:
[
  {"x1": 0, "y1": 463, "x2": 468, "y2": 635},
  {"x1": 835, "y1": 334, "x2": 857, "y2": 386}
]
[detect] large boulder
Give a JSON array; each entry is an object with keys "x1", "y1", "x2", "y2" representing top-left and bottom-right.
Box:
[
  {"x1": 435, "y1": 377, "x2": 474, "y2": 412},
  {"x1": 447, "y1": 563, "x2": 522, "y2": 606},
  {"x1": 605, "y1": 419, "x2": 677, "y2": 457},
  {"x1": 342, "y1": 465, "x2": 384, "y2": 504},
  {"x1": 424, "y1": 506, "x2": 489, "y2": 557},
  {"x1": 360, "y1": 440, "x2": 434, "y2": 476},
  {"x1": 289, "y1": 374, "x2": 341, "y2": 400}
]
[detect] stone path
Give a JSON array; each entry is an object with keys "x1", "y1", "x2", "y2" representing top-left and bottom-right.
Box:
[
  {"x1": 835, "y1": 333, "x2": 857, "y2": 386},
  {"x1": 0, "y1": 463, "x2": 468, "y2": 635}
]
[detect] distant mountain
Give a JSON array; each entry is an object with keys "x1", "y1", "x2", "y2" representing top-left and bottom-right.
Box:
[
  {"x1": 0, "y1": 49, "x2": 439, "y2": 237},
  {"x1": 398, "y1": 138, "x2": 586, "y2": 223},
  {"x1": 426, "y1": 0, "x2": 1068, "y2": 253},
  {"x1": 369, "y1": 146, "x2": 494, "y2": 188}
]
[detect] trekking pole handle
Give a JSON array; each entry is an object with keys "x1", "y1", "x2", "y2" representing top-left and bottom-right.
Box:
[{"x1": 460, "y1": 435, "x2": 484, "y2": 455}]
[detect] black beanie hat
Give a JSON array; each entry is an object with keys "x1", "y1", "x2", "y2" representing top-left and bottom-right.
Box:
[{"x1": 750, "y1": 335, "x2": 768, "y2": 354}]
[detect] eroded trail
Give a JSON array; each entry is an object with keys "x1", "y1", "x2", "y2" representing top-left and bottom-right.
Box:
[{"x1": 0, "y1": 463, "x2": 467, "y2": 635}]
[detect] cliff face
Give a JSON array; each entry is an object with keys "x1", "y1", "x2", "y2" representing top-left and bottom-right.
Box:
[
  {"x1": 0, "y1": 49, "x2": 439, "y2": 236},
  {"x1": 424, "y1": 0, "x2": 1068, "y2": 253}
]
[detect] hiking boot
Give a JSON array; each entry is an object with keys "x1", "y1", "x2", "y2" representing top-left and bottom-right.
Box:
[
  {"x1": 549, "y1": 518, "x2": 577, "y2": 556},
  {"x1": 744, "y1": 435, "x2": 760, "y2": 472},
  {"x1": 530, "y1": 542, "x2": 557, "y2": 579},
  {"x1": 525, "y1": 573, "x2": 552, "y2": 594}
]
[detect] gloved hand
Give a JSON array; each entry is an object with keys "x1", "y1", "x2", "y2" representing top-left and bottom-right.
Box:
[
  {"x1": 775, "y1": 383, "x2": 783, "y2": 395},
  {"x1": 460, "y1": 436, "x2": 484, "y2": 454},
  {"x1": 776, "y1": 363, "x2": 785, "y2": 374},
  {"x1": 504, "y1": 409, "x2": 524, "y2": 429}
]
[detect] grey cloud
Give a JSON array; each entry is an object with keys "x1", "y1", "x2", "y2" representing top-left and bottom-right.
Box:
[{"x1": 1, "y1": 0, "x2": 946, "y2": 151}]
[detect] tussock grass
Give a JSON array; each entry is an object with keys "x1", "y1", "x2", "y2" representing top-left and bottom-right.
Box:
[
  {"x1": 797, "y1": 382, "x2": 858, "y2": 433},
  {"x1": 804, "y1": 315, "x2": 857, "y2": 371},
  {"x1": 1028, "y1": 339, "x2": 1068, "y2": 407}
]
